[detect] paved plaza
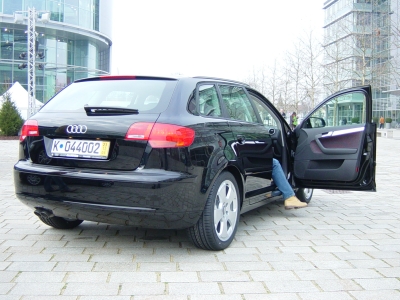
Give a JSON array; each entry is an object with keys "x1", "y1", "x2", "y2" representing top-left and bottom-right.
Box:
[{"x1": 1, "y1": 131, "x2": 400, "y2": 299}]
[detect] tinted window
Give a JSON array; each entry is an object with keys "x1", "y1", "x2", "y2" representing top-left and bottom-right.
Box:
[
  {"x1": 41, "y1": 79, "x2": 177, "y2": 113},
  {"x1": 219, "y1": 85, "x2": 258, "y2": 123},
  {"x1": 198, "y1": 85, "x2": 222, "y2": 117}
]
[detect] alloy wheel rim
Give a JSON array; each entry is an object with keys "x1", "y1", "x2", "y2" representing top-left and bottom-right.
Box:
[
  {"x1": 303, "y1": 188, "x2": 313, "y2": 199},
  {"x1": 214, "y1": 179, "x2": 238, "y2": 242}
]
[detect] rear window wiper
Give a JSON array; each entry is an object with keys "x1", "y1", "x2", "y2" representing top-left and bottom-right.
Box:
[{"x1": 84, "y1": 106, "x2": 139, "y2": 116}]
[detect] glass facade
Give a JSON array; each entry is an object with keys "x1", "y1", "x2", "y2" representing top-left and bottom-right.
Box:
[
  {"x1": 371, "y1": 0, "x2": 400, "y2": 125},
  {"x1": 0, "y1": 0, "x2": 110, "y2": 103},
  {"x1": 323, "y1": 0, "x2": 374, "y2": 94},
  {"x1": 323, "y1": 0, "x2": 399, "y2": 124},
  {"x1": 1, "y1": 0, "x2": 100, "y2": 31}
]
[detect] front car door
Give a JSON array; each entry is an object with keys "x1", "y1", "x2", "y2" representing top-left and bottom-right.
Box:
[
  {"x1": 217, "y1": 84, "x2": 274, "y2": 204},
  {"x1": 293, "y1": 86, "x2": 376, "y2": 191}
]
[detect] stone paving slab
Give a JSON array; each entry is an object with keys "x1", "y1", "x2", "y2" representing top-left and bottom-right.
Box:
[{"x1": 0, "y1": 130, "x2": 400, "y2": 299}]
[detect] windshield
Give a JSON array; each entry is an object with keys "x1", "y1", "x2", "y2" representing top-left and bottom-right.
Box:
[{"x1": 41, "y1": 79, "x2": 177, "y2": 113}]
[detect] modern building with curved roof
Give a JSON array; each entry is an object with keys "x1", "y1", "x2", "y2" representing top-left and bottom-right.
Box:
[{"x1": 0, "y1": 0, "x2": 112, "y2": 103}]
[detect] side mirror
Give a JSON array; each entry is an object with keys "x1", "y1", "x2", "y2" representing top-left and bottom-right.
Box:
[{"x1": 305, "y1": 117, "x2": 326, "y2": 128}]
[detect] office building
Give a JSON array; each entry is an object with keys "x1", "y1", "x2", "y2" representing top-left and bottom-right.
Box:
[
  {"x1": 0, "y1": 0, "x2": 112, "y2": 103},
  {"x1": 323, "y1": 0, "x2": 399, "y2": 123}
]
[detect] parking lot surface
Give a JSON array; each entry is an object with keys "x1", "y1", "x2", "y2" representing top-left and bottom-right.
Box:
[{"x1": 1, "y1": 132, "x2": 400, "y2": 300}]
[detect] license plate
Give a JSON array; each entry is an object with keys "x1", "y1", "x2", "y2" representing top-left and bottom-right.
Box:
[{"x1": 51, "y1": 139, "x2": 110, "y2": 160}]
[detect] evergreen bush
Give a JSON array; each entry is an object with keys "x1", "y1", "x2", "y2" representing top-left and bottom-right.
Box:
[{"x1": 0, "y1": 92, "x2": 24, "y2": 136}]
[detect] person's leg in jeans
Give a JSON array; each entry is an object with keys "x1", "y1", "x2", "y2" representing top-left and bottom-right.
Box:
[{"x1": 272, "y1": 158, "x2": 307, "y2": 209}]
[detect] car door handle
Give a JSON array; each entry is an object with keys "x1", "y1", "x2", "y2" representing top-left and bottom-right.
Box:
[
  {"x1": 237, "y1": 135, "x2": 245, "y2": 144},
  {"x1": 315, "y1": 137, "x2": 357, "y2": 154}
]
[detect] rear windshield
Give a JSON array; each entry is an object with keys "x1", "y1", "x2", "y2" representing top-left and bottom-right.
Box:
[{"x1": 41, "y1": 79, "x2": 177, "y2": 113}]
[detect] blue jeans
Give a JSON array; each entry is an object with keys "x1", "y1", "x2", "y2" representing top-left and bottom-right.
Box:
[{"x1": 272, "y1": 158, "x2": 295, "y2": 200}]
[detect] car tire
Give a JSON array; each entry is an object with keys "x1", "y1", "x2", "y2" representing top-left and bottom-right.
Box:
[
  {"x1": 296, "y1": 188, "x2": 313, "y2": 203},
  {"x1": 37, "y1": 214, "x2": 83, "y2": 229},
  {"x1": 187, "y1": 171, "x2": 240, "y2": 251}
]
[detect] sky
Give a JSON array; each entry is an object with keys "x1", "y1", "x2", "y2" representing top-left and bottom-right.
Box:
[{"x1": 111, "y1": 0, "x2": 325, "y2": 82}]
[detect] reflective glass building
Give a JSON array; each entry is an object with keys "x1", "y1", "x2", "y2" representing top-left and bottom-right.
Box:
[
  {"x1": 323, "y1": 0, "x2": 400, "y2": 124},
  {"x1": 0, "y1": 0, "x2": 112, "y2": 103}
]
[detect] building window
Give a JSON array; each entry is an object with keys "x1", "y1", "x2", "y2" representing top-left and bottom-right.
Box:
[
  {"x1": 49, "y1": 0, "x2": 64, "y2": 22},
  {"x1": 24, "y1": 0, "x2": 45, "y2": 11},
  {"x1": 64, "y1": 0, "x2": 79, "y2": 26},
  {"x1": 3, "y1": 0, "x2": 22, "y2": 15}
]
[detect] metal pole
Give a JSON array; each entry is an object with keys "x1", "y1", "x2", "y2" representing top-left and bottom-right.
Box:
[{"x1": 27, "y1": 7, "x2": 36, "y2": 117}]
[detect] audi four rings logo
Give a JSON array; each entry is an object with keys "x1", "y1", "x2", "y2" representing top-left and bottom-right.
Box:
[{"x1": 66, "y1": 125, "x2": 88, "y2": 134}]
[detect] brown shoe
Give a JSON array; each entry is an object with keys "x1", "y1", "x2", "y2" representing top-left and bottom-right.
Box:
[{"x1": 284, "y1": 196, "x2": 307, "y2": 210}]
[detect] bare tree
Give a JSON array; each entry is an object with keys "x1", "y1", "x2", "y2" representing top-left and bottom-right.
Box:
[
  {"x1": 243, "y1": 66, "x2": 267, "y2": 95},
  {"x1": 285, "y1": 50, "x2": 301, "y2": 113},
  {"x1": 298, "y1": 30, "x2": 324, "y2": 111},
  {"x1": 278, "y1": 62, "x2": 295, "y2": 114},
  {"x1": 264, "y1": 60, "x2": 282, "y2": 107},
  {"x1": 243, "y1": 61, "x2": 282, "y2": 107},
  {"x1": 242, "y1": 29, "x2": 325, "y2": 116},
  {"x1": 323, "y1": 14, "x2": 360, "y2": 94}
]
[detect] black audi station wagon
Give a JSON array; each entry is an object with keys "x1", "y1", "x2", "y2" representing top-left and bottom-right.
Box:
[{"x1": 14, "y1": 76, "x2": 376, "y2": 250}]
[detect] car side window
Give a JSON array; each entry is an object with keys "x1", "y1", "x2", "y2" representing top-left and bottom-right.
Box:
[
  {"x1": 219, "y1": 85, "x2": 258, "y2": 123},
  {"x1": 249, "y1": 94, "x2": 279, "y2": 127},
  {"x1": 198, "y1": 85, "x2": 222, "y2": 117},
  {"x1": 305, "y1": 92, "x2": 366, "y2": 129}
]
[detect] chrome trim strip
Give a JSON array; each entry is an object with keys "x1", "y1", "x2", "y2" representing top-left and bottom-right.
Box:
[
  {"x1": 332, "y1": 127, "x2": 364, "y2": 136},
  {"x1": 63, "y1": 201, "x2": 156, "y2": 211}
]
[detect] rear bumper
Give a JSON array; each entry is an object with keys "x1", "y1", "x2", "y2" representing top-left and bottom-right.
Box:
[{"x1": 14, "y1": 160, "x2": 205, "y2": 229}]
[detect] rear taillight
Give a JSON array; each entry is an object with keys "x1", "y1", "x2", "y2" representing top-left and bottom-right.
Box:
[
  {"x1": 19, "y1": 120, "x2": 39, "y2": 142},
  {"x1": 125, "y1": 122, "x2": 195, "y2": 148}
]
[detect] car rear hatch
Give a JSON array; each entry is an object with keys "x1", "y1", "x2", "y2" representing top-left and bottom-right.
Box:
[{"x1": 21, "y1": 76, "x2": 178, "y2": 171}]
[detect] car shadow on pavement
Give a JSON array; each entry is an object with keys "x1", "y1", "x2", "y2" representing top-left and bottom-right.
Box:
[{"x1": 46, "y1": 201, "x2": 291, "y2": 251}]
